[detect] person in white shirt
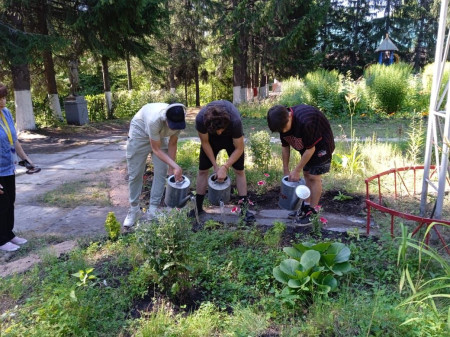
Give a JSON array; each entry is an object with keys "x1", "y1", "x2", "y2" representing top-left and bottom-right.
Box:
[{"x1": 123, "y1": 102, "x2": 187, "y2": 228}]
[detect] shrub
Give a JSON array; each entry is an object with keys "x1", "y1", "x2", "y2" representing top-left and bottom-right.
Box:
[
  {"x1": 303, "y1": 69, "x2": 344, "y2": 115},
  {"x1": 248, "y1": 130, "x2": 272, "y2": 171},
  {"x1": 104, "y1": 212, "x2": 121, "y2": 241},
  {"x1": 364, "y1": 62, "x2": 412, "y2": 114},
  {"x1": 135, "y1": 209, "x2": 193, "y2": 297}
]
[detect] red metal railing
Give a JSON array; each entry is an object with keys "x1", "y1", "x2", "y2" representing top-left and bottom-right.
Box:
[{"x1": 365, "y1": 165, "x2": 450, "y2": 254}]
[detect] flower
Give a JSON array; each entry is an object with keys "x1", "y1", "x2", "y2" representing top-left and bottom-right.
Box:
[
  {"x1": 248, "y1": 199, "x2": 254, "y2": 206},
  {"x1": 264, "y1": 173, "x2": 270, "y2": 177},
  {"x1": 314, "y1": 205, "x2": 322, "y2": 212},
  {"x1": 319, "y1": 217, "x2": 328, "y2": 224},
  {"x1": 257, "y1": 180, "x2": 266, "y2": 186},
  {"x1": 231, "y1": 206, "x2": 240, "y2": 213}
]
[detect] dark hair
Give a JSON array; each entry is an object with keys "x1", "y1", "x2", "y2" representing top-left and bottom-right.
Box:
[
  {"x1": 204, "y1": 105, "x2": 231, "y2": 133},
  {"x1": 267, "y1": 105, "x2": 289, "y2": 132},
  {"x1": 0, "y1": 83, "x2": 7, "y2": 98}
]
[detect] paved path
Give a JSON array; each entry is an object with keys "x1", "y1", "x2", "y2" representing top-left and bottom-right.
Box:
[{"x1": 1, "y1": 135, "x2": 373, "y2": 276}]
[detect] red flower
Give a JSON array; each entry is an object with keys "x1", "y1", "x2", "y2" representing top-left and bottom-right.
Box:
[
  {"x1": 264, "y1": 173, "x2": 270, "y2": 177},
  {"x1": 257, "y1": 180, "x2": 266, "y2": 186},
  {"x1": 319, "y1": 217, "x2": 328, "y2": 224},
  {"x1": 231, "y1": 206, "x2": 240, "y2": 213}
]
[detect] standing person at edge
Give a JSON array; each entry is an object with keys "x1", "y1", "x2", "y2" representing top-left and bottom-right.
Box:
[
  {"x1": 190, "y1": 100, "x2": 255, "y2": 222},
  {"x1": 267, "y1": 104, "x2": 335, "y2": 225},
  {"x1": 0, "y1": 83, "x2": 32, "y2": 251},
  {"x1": 123, "y1": 102, "x2": 187, "y2": 228}
]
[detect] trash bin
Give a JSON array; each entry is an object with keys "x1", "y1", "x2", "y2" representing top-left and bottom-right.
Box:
[{"x1": 64, "y1": 96, "x2": 89, "y2": 126}]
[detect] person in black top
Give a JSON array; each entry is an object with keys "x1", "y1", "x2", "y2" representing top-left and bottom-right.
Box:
[
  {"x1": 191, "y1": 100, "x2": 255, "y2": 222},
  {"x1": 267, "y1": 104, "x2": 335, "y2": 225}
]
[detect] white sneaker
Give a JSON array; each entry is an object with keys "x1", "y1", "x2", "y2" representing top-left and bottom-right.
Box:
[
  {"x1": 10, "y1": 236, "x2": 27, "y2": 245},
  {"x1": 141, "y1": 205, "x2": 158, "y2": 221},
  {"x1": 123, "y1": 206, "x2": 141, "y2": 227},
  {"x1": 0, "y1": 242, "x2": 20, "y2": 252}
]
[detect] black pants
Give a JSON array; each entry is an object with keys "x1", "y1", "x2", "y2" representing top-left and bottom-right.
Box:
[{"x1": 0, "y1": 175, "x2": 15, "y2": 245}]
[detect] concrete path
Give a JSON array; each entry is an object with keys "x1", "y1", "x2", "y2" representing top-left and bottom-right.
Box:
[{"x1": 1, "y1": 135, "x2": 373, "y2": 276}]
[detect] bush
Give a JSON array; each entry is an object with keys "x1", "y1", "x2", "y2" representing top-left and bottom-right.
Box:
[
  {"x1": 248, "y1": 130, "x2": 272, "y2": 171},
  {"x1": 364, "y1": 62, "x2": 412, "y2": 114},
  {"x1": 303, "y1": 69, "x2": 344, "y2": 115}
]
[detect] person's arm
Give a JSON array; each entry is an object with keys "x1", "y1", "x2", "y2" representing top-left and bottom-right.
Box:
[
  {"x1": 15, "y1": 140, "x2": 34, "y2": 166},
  {"x1": 198, "y1": 131, "x2": 218, "y2": 172},
  {"x1": 150, "y1": 137, "x2": 183, "y2": 181},
  {"x1": 216, "y1": 136, "x2": 245, "y2": 181},
  {"x1": 167, "y1": 134, "x2": 178, "y2": 176},
  {"x1": 282, "y1": 146, "x2": 290, "y2": 176},
  {"x1": 289, "y1": 146, "x2": 315, "y2": 182}
]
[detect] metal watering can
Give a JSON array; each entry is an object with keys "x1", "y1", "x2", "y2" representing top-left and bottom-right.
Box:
[
  {"x1": 164, "y1": 175, "x2": 192, "y2": 208},
  {"x1": 207, "y1": 174, "x2": 231, "y2": 205},
  {"x1": 278, "y1": 176, "x2": 307, "y2": 210}
]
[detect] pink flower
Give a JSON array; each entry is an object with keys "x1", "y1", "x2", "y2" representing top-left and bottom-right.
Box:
[
  {"x1": 248, "y1": 199, "x2": 254, "y2": 205},
  {"x1": 314, "y1": 205, "x2": 322, "y2": 212},
  {"x1": 251, "y1": 127, "x2": 255, "y2": 130},
  {"x1": 319, "y1": 217, "x2": 328, "y2": 224},
  {"x1": 264, "y1": 173, "x2": 270, "y2": 177},
  {"x1": 238, "y1": 199, "x2": 243, "y2": 204},
  {"x1": 231, "y1": 206, "x2": 240, "y2": 213},
  {"x1": 257, "y1": 180, "x2": 266, "y2": 186}
]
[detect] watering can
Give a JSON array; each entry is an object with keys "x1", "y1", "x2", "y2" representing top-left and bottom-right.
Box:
[
  {"x1": 207, "y1": 174, "x2": 231, "y2": 205},
  {"x1": 164, "y1": 175, "x2": 191, "y2": 208},
  {"x1": 278, "y1": 176, "x2": 307, "y2": 210}
]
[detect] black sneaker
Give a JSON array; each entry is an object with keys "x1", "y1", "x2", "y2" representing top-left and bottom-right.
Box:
[
  {"x1": 240, "y1": 210, "x2": 256, "y2": 223},
  {"x1": 288, "y1": 209, "x2": 306, "y2": 219},
  {"x1": 187, "y1": 208, "x2": 205, "y2": 218},
  {"x1": 294, "y1": 214, "x2": 312, "y2": 226}
]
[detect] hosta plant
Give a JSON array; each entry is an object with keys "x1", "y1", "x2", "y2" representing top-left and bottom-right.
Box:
[{"x1": 273, "y1": 241, "x2": 352, "y2": 298}]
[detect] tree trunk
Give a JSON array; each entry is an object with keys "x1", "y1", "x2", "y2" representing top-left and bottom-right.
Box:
[
  {"x1": 194, "y1": 62, "x2": 200, "y2": 107},
  {"x1": 101, "y1": 55, "x2": 113, "y2": 119},
  {"x1": 10, "y1": 64, "x2": 35, "y2": 131},
  {"x1": 126, "y1": 54, "x2": 133, "y2": 90},
  {"x1": 37, "y1": 0, "x2": 62, "y2": 120},
  {"x1": 233, "y1": 57, "x2": 241, "y2": 105}
]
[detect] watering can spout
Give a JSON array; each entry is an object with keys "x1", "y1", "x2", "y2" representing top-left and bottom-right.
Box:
[{"x1": 179, "y1": 192, "x2": 194, "y2": 206}]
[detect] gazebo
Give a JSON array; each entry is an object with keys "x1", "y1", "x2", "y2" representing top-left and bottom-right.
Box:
[{"x1": 375, "y1": 34, "x2": 399, "y2": 65}]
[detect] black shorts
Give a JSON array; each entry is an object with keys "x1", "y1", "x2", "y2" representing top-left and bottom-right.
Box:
[
  {"x1": 199, "y1": 137, "x2": 245, "y2": 171},
  {"x1": 304, "y1": 159, "x2": 331, "y2": 175}
]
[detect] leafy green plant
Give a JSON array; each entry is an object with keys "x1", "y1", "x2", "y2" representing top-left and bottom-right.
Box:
[
  {"x1": 396, "y1": 223, "x2": 450, "y2": 334},
  {"x1": 264, "y1": 221, "x2": 286, "y2": 248},
  {"x1": 72, "y1": 268, "x2": 97, "y2": 288},
  {"x1": 104, "y1": 212, "x2": 121, "y2": 241},
  {"x1": 135, "y1": 209, "x2": 193, "y2": 297},
  {"x1": 248, "y1": 130, "x2": 272, "y2": 171},
  {"x1": 406, "y1": 114, "x2": 425, "y2": 164},
  {"x1": 333, "y1": 191, "x2": 353, "y2": 201},
  {"x1": 364, "y1": 62, "x2": 412, "y2": 114},
  {"x1": 273, "y1": 241, "x2": 352, "y2": 302}
]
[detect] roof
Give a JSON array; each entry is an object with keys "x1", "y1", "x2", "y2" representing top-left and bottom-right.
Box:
[{"x1": 375, "y1": 35, "x2": 399, "y2": 52}]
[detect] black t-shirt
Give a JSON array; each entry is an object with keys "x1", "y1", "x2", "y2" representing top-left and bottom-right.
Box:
[
  {"x1": 280, "y1": 104, "x2": 335, "y2": 165},
  {"x1": 195, "y1": 100, "x2": 243, "y2": 139}
]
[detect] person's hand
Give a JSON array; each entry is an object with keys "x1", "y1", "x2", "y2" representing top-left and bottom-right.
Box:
[
  {"x1": 288, "y1": 170, "x2": 301, "y2": 182},
  {"x1": 0, "y1": 183, "x2": 3, "y2": 195},
  {"x1": 173, "y1": 166, "x2": 183, "y2": 182},
  {"x1": 215, "y1": 165, "x2": 228, "y2": 182}
]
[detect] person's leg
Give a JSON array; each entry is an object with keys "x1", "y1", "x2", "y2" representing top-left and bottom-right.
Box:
[
  {"x1": 0, "y1": 175, "x2": 16, "y2": 246},
  {"x1": 149, "y1": 149, "x2": 169, "y2": 208},
  {"x1": 303, "y1": 171, "x2": 322, "y2": 208},
  {"x1": 126, "y1": 136, "x2": 150, "y2": 208}
]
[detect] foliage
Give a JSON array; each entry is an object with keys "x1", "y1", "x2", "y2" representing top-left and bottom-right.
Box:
[
  {"x1": 333, "y1": 191, "x2": 353, "y2": 201},
  {"x1": 364, "y1": 62, "x2": 413, "y2": 114},
  {"x1": 406, "y1": 114, "x2": 425, "y2": 164},
  {"x1": 248, "y1": 130, "x2": 272, "y2": 171},
  {"x1": 104, "y1": 212, "x2": 121, "y2": 241},
  {"x1": 303, "y1": 69, "x2": 344, "y2": 115},
  {"x1": 263, "y1": 221, "x2": 286, "y2": 248},
  {"x1": 273, "y1": 241, "x2": 352, "y2": 303},
  {"x1": 309, "y1": 206, "x2": 327, "y2": 237},
  {"x1": 396, "y1": 223, "x2": 450, "y2": 335},
  {"x1": 135, "y1": 209, "x2": 193, "y2": 297}
]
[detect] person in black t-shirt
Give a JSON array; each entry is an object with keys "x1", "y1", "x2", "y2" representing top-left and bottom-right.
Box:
[
  {"x1": 267, "y1": 104, "x2": 335, "y2": 225},
  {"x1": 191, "y1": 100, "x2": 255, "y2": 222}
]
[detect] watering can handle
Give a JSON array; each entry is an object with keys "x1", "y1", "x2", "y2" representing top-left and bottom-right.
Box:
[
  {"x1": 211, "y1": 174, "x2": 226, "y2": 184},
  {"x1": 175, "y1": 176, "x2": 185, "y2": 184}
]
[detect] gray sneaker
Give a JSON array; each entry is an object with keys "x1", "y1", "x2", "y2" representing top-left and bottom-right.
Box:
[{"x1": 123, "y1": 206, "x2": 141, "y2": 227}]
